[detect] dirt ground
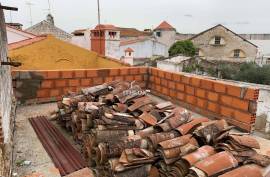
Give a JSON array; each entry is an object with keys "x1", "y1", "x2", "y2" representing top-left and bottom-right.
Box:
[
  {"x1": 12, "y1": 95, "x2": 270, "y2": 177},
  {"x1": 12, "y1": 103, "x2": 60, "y2": 177}
]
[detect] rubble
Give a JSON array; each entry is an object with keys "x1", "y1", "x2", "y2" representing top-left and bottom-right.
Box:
[{"x1": 54, "y1": 80, "x2": 270, "y2": 177}]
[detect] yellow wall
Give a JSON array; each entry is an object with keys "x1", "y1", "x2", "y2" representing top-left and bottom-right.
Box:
[{"x1": 8, "y1": 36, "x2": 126, "y2": 70}]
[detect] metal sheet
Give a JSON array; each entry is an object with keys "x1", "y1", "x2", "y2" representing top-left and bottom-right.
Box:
[{"x1": 29, "y1": 116, "x2": 87, "y2": 176}]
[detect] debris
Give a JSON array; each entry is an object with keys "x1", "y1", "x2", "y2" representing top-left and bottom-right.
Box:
[{"x1": 53, "y1": 80, "x2": 270, "y2": 177}]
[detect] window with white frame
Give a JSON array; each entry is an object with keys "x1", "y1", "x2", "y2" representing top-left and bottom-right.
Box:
[
  {"x1": 214, "y1": 36, "x2": 221, "y2": 45},
  {"x1": 233, "y1": 49, "x2": 241, "y2": 58}
]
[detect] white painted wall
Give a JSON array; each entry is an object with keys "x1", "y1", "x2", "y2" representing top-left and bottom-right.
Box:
[
  {"x1": 105, "y1": 30, "x2": 121, "y2": 59},
  {"x1": 70, "y1": 30, "x2": 91, "y2": 50},
  {"x1": 120, "y1": 40, "x2": 168, "y2": 59},
  {"x1": 157, "y1": 61, "x2": 183, "y2": 72},
  {"x1": 6, "y1": 26, "x2": 36, "y2": 44}
]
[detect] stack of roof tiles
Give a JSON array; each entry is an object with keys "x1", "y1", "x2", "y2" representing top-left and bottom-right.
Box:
[{"x1": 54, "y1": 80, "x2": 270, "y2": 177}]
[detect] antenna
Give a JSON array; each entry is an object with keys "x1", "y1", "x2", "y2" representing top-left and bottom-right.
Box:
[
  {"x1": 25, "y1": 1, "x2": 34, "y2": 26},
  {"x1": 97, "y1": 0, "x2": 102, "y2": 55},
  {"x1": 47, "y1": 0, "x2": 51, "y2": 14}
]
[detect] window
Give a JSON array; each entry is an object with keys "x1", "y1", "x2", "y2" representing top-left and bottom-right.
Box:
[
  {"x1": 266, "y1": 58, "x2": 270, "y2": 64},
  {"x1": 109, "y1": 31, "x2": 117, "y2": 38},
  {"x1": 233, "y1": 49, "x2": 241, "y2": 58},
  {"x1": 156, "y1": 31, "x2": 161, "y2": 37},
  {"x1": 129, "y1": 52, "x2": 131, "y2": 56},
  {"x1": 214, "y1": 36, "x2": 221, "y2": 45}
]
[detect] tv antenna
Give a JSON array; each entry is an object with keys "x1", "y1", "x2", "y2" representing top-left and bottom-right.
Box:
[
  {"x1": 47, "y1": 0, "x2": 52, "y2": 14},
  {"x1": 25, "y1": 1, "x2": 34, "y2": 26}
]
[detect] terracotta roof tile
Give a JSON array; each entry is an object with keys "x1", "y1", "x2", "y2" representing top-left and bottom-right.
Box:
[
  {"x1": 124, "y1": 47, "x2": 134, "y2": 52},
  {"x1": 94, "y1": 24, "x2": 117, "y2": 30},
  {"x1": 155, "y1": 21, "x2": 175, "y2": 30},
  {"x1": 120, "y1": 36, "x2": 150, "y2": 46}
]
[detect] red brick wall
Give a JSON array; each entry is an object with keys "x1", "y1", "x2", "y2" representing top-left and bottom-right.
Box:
[
  {"x1": 12, "y1": 67, "x2": 148, "y2": 104},
  {"x1": 148, "y1": 67, "x2": 259, "y2": 132},
  {"x1": 12, "y1": 67, "x2": 260, "y2": 132}
]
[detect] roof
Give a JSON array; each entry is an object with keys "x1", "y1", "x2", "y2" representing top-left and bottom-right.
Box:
[
  {"x1": 124, "y1": 47, "x2": 134, "y2": 52},
  {"x1": 120, "y1": 36, "x2": 166, "y2": 46},
  {"x1": 8, "y1": 35, "x2": 126, "y2": 70},
  {"x1": 189, "y1": 24, "x2": 258, "y2": 48},
  {"x1": 159, "y1": 55, "x2": 192, "y2": 64},
  {"x1": 25, "y1": 20, "x2": 72, "y2": 41},
  {"x1": 8, "y1": 35, "x2": 47, "y2": 50},
  {"x1": 117, "y1": 27, "x2": 152, "y2": 38},
  {"x1": 120, "y1": 36, "x2": 150, "y2": 46},
  {"x1": 72, "y1": 29, "x2": 87, "y2": 35},
  {"x1": 154, "y1": 21, "x2": 175, "y2": 31},
  {"x1": 94, "y1": 24, "x2": 117, "y2": 30},
  {"x1": 6, "y1": 25, "x2": 37, "y2": 38}
]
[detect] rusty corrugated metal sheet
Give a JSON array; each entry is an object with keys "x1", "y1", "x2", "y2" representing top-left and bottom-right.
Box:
[{"x1": 29, "y1": 116, "x2": 87, "y2": 176}]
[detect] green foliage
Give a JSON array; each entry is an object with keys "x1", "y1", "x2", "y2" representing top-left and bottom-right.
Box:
[
  {"x1": 169, "y1": 40, "x2": 196, "y2": 57},
  {"x1": 218, "y1": 64, "x2": 237, "y2": 79},
  {"x1": 233, "y1": 63, "x2": 270, "y2": 85}
]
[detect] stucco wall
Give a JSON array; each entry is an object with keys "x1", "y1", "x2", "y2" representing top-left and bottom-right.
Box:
[
  {"x1": 157, "y1": 61, "x2": 183, "y2": 73},
  {"x1": 105, "y1": 31, "x2": 121, "y2": 59},
  {"x1": 120, "y1": 40, "x2": 168, "y2": 59},
  {"x1": 154, "y1": 30, "x2": 176, "y2": 48},
  {"x1": 0, "y1": 8, "x2": 13, "y2": 144},
  {"x1": 7, "y1": 29, "x2": 31, "y2": 44},
  {"x1": 70, "y1": 31, "x2": 91, "y2": 50},
  {"x1": 191, "y1": 25, "x2": 258, "y2": 61}
]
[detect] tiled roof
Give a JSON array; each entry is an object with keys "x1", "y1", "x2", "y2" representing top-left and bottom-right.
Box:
[
  {"x1": 72, "y1": 29, "x2": 87, "y2": 35},
  {"x1": 94, "y1": 24, "x2": 117, "y2": 30},
  {"x1": 8, "y1": 35, "x2": 47, "y2": 50},
  {"x1": 117, "y1": 27, "x2": 152, "y2": 38},
  {"x1": 124, "y1": 47, "x2": 134, "y2": 52},
  {"x1": 120, "y1": 36, "x2": 150, "y2": 46},
  {"x1": 155, "y1": 21, "x2": 175, "y2": 30}
]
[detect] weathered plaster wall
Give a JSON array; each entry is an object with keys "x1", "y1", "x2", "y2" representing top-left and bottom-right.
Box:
[
  {"x1": 70, "y1": 30, "x2": 91, "y2": 50},
  {"x1": 154, "y1": 30, "x2": 176, "y2": 48},
  {"x1": 157, "y1": 61, "x2": 183, "y2": 73},
  {"x1": 105, "y1": 31, "x2": 121, "y2": 59},
  {"x1": 191, "y1": 25, "x2": 258, "y2": 61},
  {"x1": 120, "y1": 40, "x2": 168, "y2": 59}
]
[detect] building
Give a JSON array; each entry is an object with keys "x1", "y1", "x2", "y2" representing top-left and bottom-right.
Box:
[
  {"x1": 6, "y1": 25, "x2": 36, "y2": 44},
  {"x1": 25, "y1": 14, "x2": 72, "y2": 41},
  {"x1": 90, "y1": 24, "x2": 121, "y2": 59},
  {"x1": 190, "y1": 24, "x2": 258, "y2": 62},
  {"x1": 8, "y1": 35, "x2": 126, "y2": 70},
  {"x1": 70, "y1": 28, "x2": 91, "y2": 50},
  {"x1": 157, "y1": 55, "x2": 192, "y2": 72},
  {"x1": 153, "y1": 21, "x2": 177, "y2": 48},
  {"x1": 250, "y1": 40, "x2": 270, "y2": 65},
  {"x1": 120, "y1": 36, "x2": 168, "y2": 59}
]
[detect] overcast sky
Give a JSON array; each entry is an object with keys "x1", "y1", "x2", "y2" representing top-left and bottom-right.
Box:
[{"x1": 2, "y1": 0, "x2": 270, "y2": 34}]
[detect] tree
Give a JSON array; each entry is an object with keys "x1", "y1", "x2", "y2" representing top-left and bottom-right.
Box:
[{"x1": 169, "y1": 40, "x2": 196, "y2": 57}]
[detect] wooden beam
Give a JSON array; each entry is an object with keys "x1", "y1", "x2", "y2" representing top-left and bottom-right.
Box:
[{"x1": 0, "y1": 5, "x2": 18, "y2": 11}]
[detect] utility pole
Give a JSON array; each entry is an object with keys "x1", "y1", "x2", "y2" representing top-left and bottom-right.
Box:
[
  {"x1": 26, "y1": 1, "x2": 34, "y2": 26},
  {"x1": 97, "y1": 0, "x2": 102, "y2": 55}
]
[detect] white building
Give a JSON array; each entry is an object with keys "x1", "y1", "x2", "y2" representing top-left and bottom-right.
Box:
[
  {"x1": 6, "y1": 25, "x2": 36, "y2": 44},
  {"x1": 250, "y1": 40, "x2": 270, "y2": 65},
  {"x1": 120, "y1": 37, "x2": 168, "y2": 59},
  {"x1": 70, "y1": 29, "x2": 91, "y2": 50},
  {"x1": 157, "y1": 55, "x2": 192, "y2": 72}
]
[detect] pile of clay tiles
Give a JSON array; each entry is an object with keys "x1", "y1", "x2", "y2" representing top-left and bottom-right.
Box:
[{"x1": 54, "y1": 80, "x2": 270, "y2": 177}]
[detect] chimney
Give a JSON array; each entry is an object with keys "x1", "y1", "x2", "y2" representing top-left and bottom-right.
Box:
[{"x1": 46, "y1": 14, "x2": 54, "y2": 25}]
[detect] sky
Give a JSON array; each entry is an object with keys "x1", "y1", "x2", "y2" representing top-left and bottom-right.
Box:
[{"x1": 1, "y1": 0, "x2": 270, "y2": 34}]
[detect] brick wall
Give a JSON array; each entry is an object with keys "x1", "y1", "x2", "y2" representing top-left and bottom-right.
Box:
[
  {"x1": 148, "y1": 67, "x2": 259, "y2": 132},
  {"x1": 12, "y1": 67, "x2": 260, "y2": 132},
  {"x1": 12, "y1": 67, "x2": 148, "y2": 104}
]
